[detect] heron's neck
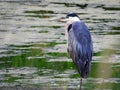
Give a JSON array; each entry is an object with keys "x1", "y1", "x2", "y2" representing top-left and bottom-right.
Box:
[
  {"x1": 69, "y1": 17, "x2": 81, "y2": 22},
  {"x1": 65, "y1": 17, "x2": 81, "y2": 30}
]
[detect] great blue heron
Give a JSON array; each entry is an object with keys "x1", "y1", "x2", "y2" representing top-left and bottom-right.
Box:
[{"x1": 58, "y1": 13, "x2": 93, "y2": 90}]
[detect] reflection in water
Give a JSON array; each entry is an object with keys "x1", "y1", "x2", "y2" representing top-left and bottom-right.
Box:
[{"x1": 0, "y1": 0, "x2": 120, "y2": 90}]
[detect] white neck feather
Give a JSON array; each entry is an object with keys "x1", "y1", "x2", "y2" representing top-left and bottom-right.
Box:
[
  {"x1": 68, "y1": 17, "x2": 81, "y2": 22},
  {"x1": 65, "y1": 17, "x2": 81, "y2": 32}
]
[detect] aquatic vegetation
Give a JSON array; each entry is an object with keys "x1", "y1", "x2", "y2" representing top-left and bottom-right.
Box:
[
  {"x1": 51, "y1": 2, "x2": 88, "y2": 8},
  {"x1": 111, "y1": 26, "x2": 120, "y2": 30},
  {"x1": 39, "y1": 30, "x2": 49, "y2": 33},
  {"x1": 47, "y1": 52, "x2": 68, "y2": 57},
  {"x1": 31, "y1": 26, "x2": 61, "y2": 29},
  {"x1": 103, "y1": 7, "x2": 120, "y2": 11},
  {"x1": 24, "y1": 10, "x2": 54, "y2": 14},
  {"x1": 25, "y1": 15, "x2": 52, "y2": 18},
  {"x1": 0, "y1": 0, "x2": 120, "y2": 90}
]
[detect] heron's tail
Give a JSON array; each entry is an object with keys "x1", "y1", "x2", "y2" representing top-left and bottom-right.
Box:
[{"x1": 76, "y1": 60, "x2": 91, "y2": 78}]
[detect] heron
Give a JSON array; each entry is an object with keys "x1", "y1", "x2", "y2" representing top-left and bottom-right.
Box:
[{"x1": 58, "y1": 13, "x2": 93, "y2": 90}]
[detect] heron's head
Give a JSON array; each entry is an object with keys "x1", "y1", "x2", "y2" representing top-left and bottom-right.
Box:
[{"x1": 58, "y1": 13, "x2": 80, "y2": 23}]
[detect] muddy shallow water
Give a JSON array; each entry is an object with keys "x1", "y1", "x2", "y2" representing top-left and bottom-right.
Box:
[{"x1": 0, "y1": 0, "x2": 120, "y2": 90}]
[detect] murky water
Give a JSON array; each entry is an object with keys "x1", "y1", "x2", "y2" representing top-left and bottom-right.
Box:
[{"x1": 0, "y1": 0, "x2": 120, "y2": 90}]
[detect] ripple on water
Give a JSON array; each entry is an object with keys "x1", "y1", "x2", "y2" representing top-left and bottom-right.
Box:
[{"x1": 0, "y1": 0, "x2": 120, "y2": 90}]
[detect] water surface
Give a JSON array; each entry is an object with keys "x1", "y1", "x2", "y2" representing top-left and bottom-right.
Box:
[{"x1": 0, "y1": 0, "x2": 120, "y2": 90}]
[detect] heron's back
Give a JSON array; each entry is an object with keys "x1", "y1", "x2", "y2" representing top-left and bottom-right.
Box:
[{"x1": 67, "y1": 21, "x2": 93, "y2": 78}]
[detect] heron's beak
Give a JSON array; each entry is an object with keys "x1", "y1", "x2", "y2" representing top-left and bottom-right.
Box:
[{"x1": 57, "y1": 17, "x2": 68, "y2": 22}]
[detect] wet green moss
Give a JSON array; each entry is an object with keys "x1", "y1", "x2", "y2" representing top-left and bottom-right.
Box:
[
  {"x1": 93, "y1": 51, "x2": 102, "y2": 56},
  {"x1": 46, "y1": 61, "x2": 74, "y2": 71},
  {"x1": 49, "y1": 26, "x2": 61, "y2": 29},
  {"x1": 103, "y1": 7, "x2": 120, "y2": 11},
  {"x1": 51, "y1": 2, "x2": 88, "y2": 8},
  {"x1": 112, "y1": 65, "x2": 120, "y2": 78},
  {"x1": 9, "y1": 44, "x2": 33, "y2": 48},
  {"x1": 32, "y1": 43, "x2": 48, "y2": 48},
  {"x1": 3, "y1": 74, "x2": 23, "y2": 83},
  {"x1": 101, "y1": 49, "x2": 116, "y2": 56},
  {"x1": 112, "y1": 83, "x2": 120, "y2": 90},
  {"x1": 0, "y1": 39, "x2": 119, "y2": 90},
  {"x1": 46, "y1": 42, "x2": 58, "y2": 47},
  {"x1": 0, "y1": 30, "x2": 8, "y2": 32},
  {"x1": 25, "y1": 15, "x2": 52, "y2": 18},
  {"x1": 64, "y1": 3, "x2": 75, "y2": 7},
  {"x1": 39, "y1": 30, "x2": 48, "y2": 33},
  {"x1": 93, "y1": 49, "x2": 116, "y2": 57},
  {"x1": 24, "y1": 10, "x2": 54, "y2": 14},
  {"x1": 95, "y1": 4, "x2": 104, "y2": 8},
  {"x1": 60, "y1": 33, "x2": 65, "y2": 35},
  {"x1": 46, "y1": 42, "x2": 65, "y2": 47},
  {"x1": 31, "y1": 26, "x2": 39, "y2": 28},
  {"x1": 112, "y1": 26, "x2": 120, "y2": 30},
  {"x1": 47, "y1": 52, "x2": 69, "y2": 57},
  {"x1": 70, "y1": 73, "x2": 79, "y2": 78},
  {"x1": 0, "y1": 47, "x2": 44, "y2": 68},
  {"x1": 92, "y1": 18, "x2": 114, "y2": 23},
  {"x1": 53, "y1": 76, "x2": 64, "y2": 78},
  {"x1": 106, "y1": 31, "x2": 120, "y2": 35},
  {"x1": 83, "y1": 82, "x2": 95, "y2": 90},
  {"x1": 95, "y1": 83, "x2": 112, "y2": 90},
  {"x1": 31, "y1": 26, "x2": 61, "y2": 29},
  {"x1": 32, "y1": 42, "x2": 65, "y2": 48}
]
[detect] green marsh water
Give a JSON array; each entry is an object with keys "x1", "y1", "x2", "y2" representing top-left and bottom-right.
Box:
[{"x1": 0, "y1": 0, "x2": 120, "y2": 90}]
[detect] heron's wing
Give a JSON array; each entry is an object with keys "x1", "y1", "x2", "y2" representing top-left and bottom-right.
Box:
[{"x1": 68, "y1": 21, "x2": 93, "y2": 77}]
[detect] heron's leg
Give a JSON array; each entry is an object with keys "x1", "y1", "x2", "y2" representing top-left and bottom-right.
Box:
[{"x1": 80, "y1": 77, "x2": 82, "y2": 90}]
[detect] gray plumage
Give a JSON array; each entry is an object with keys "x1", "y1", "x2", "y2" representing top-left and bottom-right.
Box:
[
  {"x1": 59, "y1": 13, "x2": 93, "y2": 89},
  {"x1": 67, "y1": 21, "x2": 93, "y2": 78}
]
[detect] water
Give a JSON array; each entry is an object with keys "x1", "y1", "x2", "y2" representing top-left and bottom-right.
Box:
[{"x1": 0, "y1": 0, "x2": 120, "y2": 90}]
